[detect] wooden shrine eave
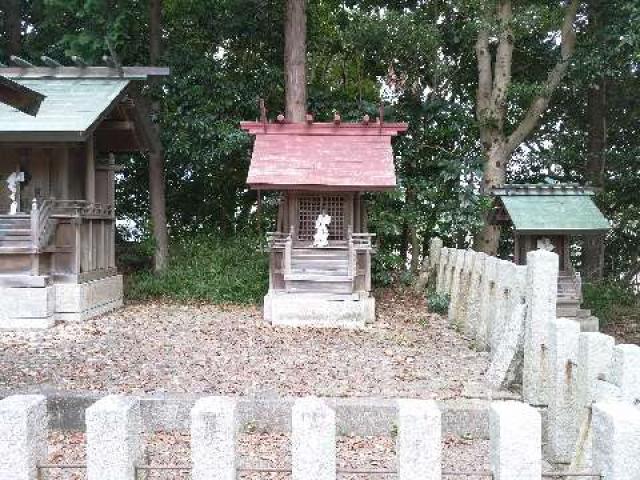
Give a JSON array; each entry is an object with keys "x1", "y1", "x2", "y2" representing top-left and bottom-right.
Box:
[{"x1": 241, "y1": 120, "x2": 407, "y2": 192}]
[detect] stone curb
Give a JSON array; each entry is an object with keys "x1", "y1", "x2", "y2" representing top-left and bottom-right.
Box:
[{"x1": 0, "y1": 389, "x2": 519, "y2": 438}]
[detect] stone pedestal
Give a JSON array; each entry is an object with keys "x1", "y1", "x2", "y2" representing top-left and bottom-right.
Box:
[
  {"x1": 0, "y1": 274, "x2": 123, "y2": 329},
  {"x1": 264, "y1": 292, "x2": 374, "y2": 328}
]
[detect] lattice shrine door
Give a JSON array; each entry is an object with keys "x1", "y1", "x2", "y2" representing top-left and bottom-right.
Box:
[{"x1": 294, "y1": 193, "x2": 351, "y2": 245}]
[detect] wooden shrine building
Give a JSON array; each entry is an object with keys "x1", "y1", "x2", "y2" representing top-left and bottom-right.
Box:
[
  {"x1": 490, "y1": 183, "x2": 610, "y2": 329},
  {"x1": 0, "y1": 63, "x2": 168, "y2": 329},
  {"x1": 241, "y1": 115, "x2": 407, "y2": 327}
]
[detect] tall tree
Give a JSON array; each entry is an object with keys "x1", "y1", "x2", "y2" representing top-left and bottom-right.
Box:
[
  {"x1": 284, "y1": 0, "x2": 307, "y2": 122},
  {"x1": 582, "y1": 0, "x2": 607, "y2": 280},
  {"x1": 474, "y1": 0, "x2": 580, "y2": 255},
  {"x1": 148, "y1": 0, "x2": 169, "y2": 271},
  {"x1": 2, "y1": 0, "x2": 21, "y2": 56}
]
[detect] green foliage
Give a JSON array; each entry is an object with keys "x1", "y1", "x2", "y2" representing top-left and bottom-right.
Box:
[
  {"x1": 426, "y1": 291, "x2": 449, "y2": 316},
  {"x1": 583, "y1": 281, "x2": 639, "y2": 327},
  {"x1": 126, "y1": 235, "x2": 268, "y2": 304},
  {"x1": 7, "y1": 0, "x2": 640, "y2": 296}
]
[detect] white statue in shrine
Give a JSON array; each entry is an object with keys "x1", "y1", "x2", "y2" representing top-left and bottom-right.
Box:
[
  {"x1": 6, "y1": 171, "x2": 24, "y2": 215},
  {"x1": 313, "y1": 211, "x2": 332, "y2": 247},
  {"x1": 537, "y1": 237, "x2": 555, "y2": 252}
]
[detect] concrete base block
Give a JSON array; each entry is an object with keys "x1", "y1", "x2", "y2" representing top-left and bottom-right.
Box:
[
  {"x1": 264, "y1": 292, "x2": 373, "y2": 328},
  {"x1": 55, "y1": 275, "x2": 123, "y2": 322},
  {"x1": 0, "y1": 285, "x2": 56, "y2": 330},
  {"x1": 0, "y1": 275, "x2": 123, "y2": 329}
]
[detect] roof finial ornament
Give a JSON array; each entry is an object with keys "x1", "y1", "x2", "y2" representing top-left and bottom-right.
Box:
[
  {"x1": 305, "y1": 113, "x2": 313, "y2": 125},
  {"x1": 259, "y1": 98, "x2": 267, "y2": 132},
  {"x1": 276, "y1": 113, "x2": 285, "y2": 123},
  {"x1": 41, "y1": 56, "x2": 62, "y2": 68},
  {"x1": 362, "y1": 114, "x2": 370, "y2": 125},
  {"x1": 71, "y1": 55, "x2": 87, "y2": 68},
  {"x1": 9, "y1": 56, "x2": 34, "y2": 68}
]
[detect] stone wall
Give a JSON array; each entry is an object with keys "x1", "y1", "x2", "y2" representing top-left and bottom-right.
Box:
[
  {"x1": 430, "y1": 238, "x2": 640, "y2": 472},
  {"x1": 4, "y1": 393, "x2": 637, "y2": 480}
]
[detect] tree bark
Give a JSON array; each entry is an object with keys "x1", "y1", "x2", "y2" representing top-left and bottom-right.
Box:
[
  {"x1": 475, "y1": 0, "x2": 580, "y2": 255},
  {"x1": 284, "y1": 0, "x2": 307, "y2": 122},
  {"x1": 4, "y1": 0, "x2": 21, "y2": 56},
  {"x1": 582, "y1": 78, "x2": 607, "y2": 281},
  {"x1": 148, "y1": 0, "x2": 169, "y2": 272}
]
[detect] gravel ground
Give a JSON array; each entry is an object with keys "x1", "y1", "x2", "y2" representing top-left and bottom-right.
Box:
[
  {"x1": 43, "y1": 430, "x2": 492, "y2": 480},
  {"x1": 0, "y1": 289, "x2": 502, "y2": 399}
]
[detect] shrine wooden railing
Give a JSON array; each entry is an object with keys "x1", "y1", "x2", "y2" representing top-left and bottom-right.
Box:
[
  {"x1": 51, "y1": 200, "x2": 114, "y2": 219},
  {"x1": 351, "y1": 232, "x2": 376, "y2": 250}
]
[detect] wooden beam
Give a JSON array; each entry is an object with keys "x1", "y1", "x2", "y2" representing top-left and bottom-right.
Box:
[
  {"x1": 0, "y1": 76, "x2": 45, "y2": 116},
  {"x1": 98, "y1": 120, "x2": 135, "y2": 130},
  {"x1": 85, "y1": 135, "x2": 96, "y2": 203},
  {"x1": 0, "y1": 66, "x2": 170, "y2": 79}
]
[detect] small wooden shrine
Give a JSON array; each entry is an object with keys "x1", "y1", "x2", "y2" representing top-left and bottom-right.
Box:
[
  {"x1": 0, "y1": 61, "x2": 168, "y2": 329},
  {"x1": 241, "y1": 113, "x2": 407, "y2": 327},
  {"x1": 490, "y1": 183, "x2": 610, "y2": 326}
]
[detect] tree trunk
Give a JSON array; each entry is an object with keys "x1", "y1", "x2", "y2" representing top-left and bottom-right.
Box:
[
  {"x1": 284, "y1": 0, "x2": 307, "y2": 122},
  {"x1": 477, "y1": 144, "x2": 508, "y2": 256},
  {"x1": 583, "y1": 78, "x2": 607, "y2": 280},
  {"x1": 4, "y1": 0, "x2": 21, "y2": 56},
  {"x1": 148, "y1": 0, "x2": 169, "y2": 272}
]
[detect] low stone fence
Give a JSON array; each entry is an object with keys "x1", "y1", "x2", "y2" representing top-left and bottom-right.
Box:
[
  {"x1": 429, "y1": 239, "x2": 640, "y2": 472},
  {"x1": 2, "y1": 394, "x2": 638, "y2": 480}
]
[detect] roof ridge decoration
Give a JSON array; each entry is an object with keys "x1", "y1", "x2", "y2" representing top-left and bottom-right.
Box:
[
  {"x1": 491, "y1": 183, "x2": 595, "y2": 197},
  {"x1": 240, "y1": 120, "x2": 408, "y2": 137}
]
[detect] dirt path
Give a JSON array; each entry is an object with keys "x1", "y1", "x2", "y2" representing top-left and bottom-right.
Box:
[{"x1": 1, "y1": 289, "x2": 502, "y2": 399}]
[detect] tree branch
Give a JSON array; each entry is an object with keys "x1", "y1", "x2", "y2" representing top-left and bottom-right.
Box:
[{"x1": 506, "y1": 0, "x2": 580, "y2": 154}]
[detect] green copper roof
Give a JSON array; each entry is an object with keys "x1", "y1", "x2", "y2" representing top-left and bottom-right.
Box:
[
  {"x1": 0, "y1": 78, "x2": 130, "y2": 141},
  {"x1": 500, "y1": 194, "x2": 610, "y2": 233}
]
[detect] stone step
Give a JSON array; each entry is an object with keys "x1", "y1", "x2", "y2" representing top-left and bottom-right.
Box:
[
  {"x1": 285, "y1": 281, "x2": 354, "y2": 294},
  {"x1": 0, "y1": 229, "x2": 31, "y2": 236},
  {"x1": 285, "y1": 273, "x2": 353, "y2": 282}
]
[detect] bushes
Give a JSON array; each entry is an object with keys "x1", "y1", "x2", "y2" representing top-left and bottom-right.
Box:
[
  {"x1": 125, "y1": 235, "x2": 268, "y2": 304},
  {"x1": 583, "y1": 280, "x2": 638, "y2": 326},
  {"x1": 426, "y1": 290, "x2": 449, "y2": 315}
]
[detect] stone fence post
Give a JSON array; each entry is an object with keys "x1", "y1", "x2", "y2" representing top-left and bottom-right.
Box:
[
  {"x1": 191, "y1": 396, "x2": 237, "y2": 480},
  {"x1": 490, "y1": 401, "x2": 541, "y2": 480},
  {"x1": 592, "y1": 401, "x2": 640, "y2": 480},
  {"x1": 86, "y1": 395, "x2": 142, "y2": 480},
  {"x1": 523, "y1": 249, "x2": 559, "y2": 406},
  {"x1": 292, "y1": 397, "x2": 336, "y2": 480},
  {"x1": 0, "y1": 395, "x2": 47, "y2": 480},
  {"x1": 547, "y1": 317, "x2": 581, "y2": 464},
  {"x1": 571, "y1": 332, "x2": 615, "y2": 470},
  {"x1": 436, "y1": 247, "x2": 449, "y2": 294},
  {"x1": 397, "y1": 399, "x2": 441, "y2": 480},
  {"x1": 610, "y1": 344, "x2": 640, "y2": 404}
]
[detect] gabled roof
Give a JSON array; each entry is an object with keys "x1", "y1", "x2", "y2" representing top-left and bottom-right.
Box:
[
  {"x1": 492, "y1": 184, "x2": 610, "y2": 233},
  {"x1": 0, "y1": 78, "x2": 129, "y2": 142},
  {"x1": 240, "y1": 121, "x2": 408, "y2": 191}
]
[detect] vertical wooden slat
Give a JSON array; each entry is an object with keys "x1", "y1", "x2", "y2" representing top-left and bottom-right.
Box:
[{"x1": 85, "y1": 136, "x2": 95, "y2": 203}]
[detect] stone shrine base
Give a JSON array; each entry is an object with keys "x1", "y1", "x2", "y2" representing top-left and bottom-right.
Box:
[
  {"x1": 0, "y1": 275, "x2": 123, "y2": 329},
  {"x1": 264, "y1": 292, "x2": 375, "y2": 328}
]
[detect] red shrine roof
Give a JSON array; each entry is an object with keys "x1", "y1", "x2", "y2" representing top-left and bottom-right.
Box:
[{"x1": 240, "y1": 121, "x2": 408, "y2": 191}]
